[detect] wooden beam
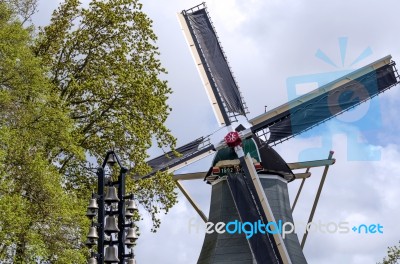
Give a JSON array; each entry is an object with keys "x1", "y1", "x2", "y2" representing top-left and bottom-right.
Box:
[
  {"x1": 175, "y1": 181, "x2": 208, "y2": 223},
  {"x1": 287, "y1": 158, "x2": 335, "y2": 170},
  {"x1": 294, "y1": 172, "x2": 311, "y2": 179},
  {"x1": 173, "y1": 171, "x2": 207, "y2": 181}
]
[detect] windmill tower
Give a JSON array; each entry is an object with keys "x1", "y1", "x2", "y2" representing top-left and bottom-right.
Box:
[{"x1": 141, "y1": 3, "x2": 400, "y2": 264}]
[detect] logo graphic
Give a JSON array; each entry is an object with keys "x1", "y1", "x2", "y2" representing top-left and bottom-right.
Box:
[
  {"x1": 286, "y1": 37, "x2": 381, "y2": 161},
  {"x1": 188, "y1": 218, "x2": 384, "y2": 239}
]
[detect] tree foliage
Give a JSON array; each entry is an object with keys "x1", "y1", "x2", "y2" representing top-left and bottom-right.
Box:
[
  {"x1": 0, "y1": 2, "x2": 87, "y2": 262},
  {"x1": 0, "y1": 0, "x2": 178, "y2": 261},
  {"x1": 34, "y1": 0, "x2": 177, "y2": 217},
  {"x1": 378, "y1": 241, "x2": 400, "y2": 264},
  {"x1": 1, "y1": 0, "x2": 38, "y2": 23}
]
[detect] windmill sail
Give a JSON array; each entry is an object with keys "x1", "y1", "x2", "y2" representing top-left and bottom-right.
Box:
[
  {"x1": 197, "y1": 180, "x2": 257, "y2": 264},
  {"x1": 249, "y1": 55, "x2": 400, "y2": 145},
  {"x1": 178, "y1": 3, "x2": 248, "y2": 126},
  {"x1": 142, "y1": 137, "x2": 215, "y2": 179},
  {"x1": 143, "y1": 57, "x2": 399, "y2": 179},
  {"x1": 227, "y1": 173, "x2": 283, "y2": 264}
]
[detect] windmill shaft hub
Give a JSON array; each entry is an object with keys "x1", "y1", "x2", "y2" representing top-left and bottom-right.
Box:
[{"x1": 224, "y1": 131, "x2": 242, "y2": 147}]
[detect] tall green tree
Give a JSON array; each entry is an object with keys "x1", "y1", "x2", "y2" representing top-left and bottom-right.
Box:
[
  {"x1": 0, "y1": 2, "x2": 87, "y2": 262},
  {"x1": 34, "y1": 0, "x2": 177, "y2": 230},
  {"x1": 0, "y1": 0, "x2": 178, "y2": 262}
]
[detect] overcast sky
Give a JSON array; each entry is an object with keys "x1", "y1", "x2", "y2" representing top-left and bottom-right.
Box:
[{"x1": 34, "y1": 1, "x2": 400, "y2": 263}]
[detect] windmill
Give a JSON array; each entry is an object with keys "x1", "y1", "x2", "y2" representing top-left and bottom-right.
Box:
[{"x1": 140, "y1": 3, "x2": 400, "y2": 264}]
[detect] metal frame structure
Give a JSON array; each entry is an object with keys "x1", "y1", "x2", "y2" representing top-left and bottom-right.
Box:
[{"x1": 85, "y1": 151, "x2": 137, "y2": 264}]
